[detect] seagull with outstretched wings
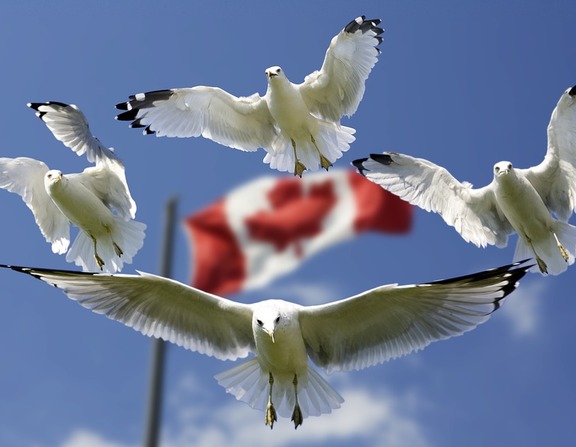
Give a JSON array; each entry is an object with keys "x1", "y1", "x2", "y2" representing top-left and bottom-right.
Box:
[
  {"x1": 354, "y1": 86, "x2": 576, "y2": 276},
  {"x1": 116, "y1": 16, "x2": 383, "y2": 176},
  {"x1": 1, "y1": 261, "x2": 529, "y2": 428},
  {"x1": 0, "y1": 102, "x2": 146, "y2": 272}
]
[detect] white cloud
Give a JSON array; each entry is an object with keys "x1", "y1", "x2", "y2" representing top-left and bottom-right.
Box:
[
  {"x1": 59, "y1": 373, "x2": 432, "y2": 447},
  {"x1": 61, "y1": 430, "x2": 135, "y2": 447},
  {"x1": 499, "y1": 277, "x2": 546, "y2": 337},
  {"x1": 164, "y1": 379, "x2": 432, "y2": 447}
]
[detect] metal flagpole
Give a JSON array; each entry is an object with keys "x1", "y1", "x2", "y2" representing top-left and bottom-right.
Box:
[{"x1": 143, "y1": 196, "x2": 178, "y2": 447}]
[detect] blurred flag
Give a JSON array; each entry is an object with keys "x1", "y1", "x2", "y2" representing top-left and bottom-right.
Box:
[{"x1": 184, "y1": 170, "x2": 412, "y2": 295}]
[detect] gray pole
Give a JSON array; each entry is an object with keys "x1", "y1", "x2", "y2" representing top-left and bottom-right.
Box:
[{"x1": 143, "y1": 196, "x2": 177, "y2": 447}]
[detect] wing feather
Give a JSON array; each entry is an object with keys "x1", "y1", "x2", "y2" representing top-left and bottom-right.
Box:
[
  {"x1": 0, "y1": 157, "x2": 69, "y2": 253},
  {"x1": 28, "y1": 102, "x2": 119, "y2": 164},
  {"x1": 299, "y1": 16, "x2": 383, "y2": 121},
  {"x1": 116, "y1": 87, "x2": 277, "y2": 151},
  {"x1": 354, "y1": 152, "x2": 514, "y2": 247},
  {"x1": 3, "y1": 266, "x2": 255, "y2": 361},
  {"x1": 521, "y1": 85, "x2": 576, "y2": 221},
  {"x1": 299, "y1": 262, "x2": 529, "y2": 373}
]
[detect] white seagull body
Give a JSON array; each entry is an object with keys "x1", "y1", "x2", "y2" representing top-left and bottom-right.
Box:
[
  {"x1": 353, "y1": 85, "x2": 576, "y2": 275},
  {"x1": 0, "y1": 102, "x2": 146, "y2": 272},
  {"x1": 116, "y1": 16, "x2": 383, "y2": 176},
  {"x1": 0, "y1": 261, "x2": 529, "y2": 428}
]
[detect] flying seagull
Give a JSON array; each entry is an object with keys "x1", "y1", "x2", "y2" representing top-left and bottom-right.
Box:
[
  {"x1": 116, "y1": 16, "x2": 383, "y2": 176},
  {"x1": 0, "y1": 261, "x2": 529, "y2": 428},
  {"x1": 0, "y1": 102, "x2": 146, "y2": 272},
  {"x1": 353, "y1": 86, "x2": 576, "y2": 276}
]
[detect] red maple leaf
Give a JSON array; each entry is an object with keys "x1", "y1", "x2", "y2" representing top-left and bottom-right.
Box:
[{"x1": 245, "y1": 178, "x2": 337, "y2": 257}]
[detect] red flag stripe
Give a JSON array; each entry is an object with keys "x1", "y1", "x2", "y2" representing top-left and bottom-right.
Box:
[
  {"x1": 348, "y1": 171, "x2": 413, "y2": 233},
  {"x1": 184, "y1": 199, "x2": 245, "y2": 296}
]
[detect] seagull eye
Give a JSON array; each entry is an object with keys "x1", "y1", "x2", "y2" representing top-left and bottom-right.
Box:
[
  {"x1": 256, "y1": 319, "x2": 263, "y2": 326},
  {"x1": 507, "y1": 163, "x2": 512, "y2": 170},
  {"x1": 495, "y1": 166, "x2": 500, "y2": 173},
  {"x1": 275, "y1": 316, "x2": 280, "y2": 324}
]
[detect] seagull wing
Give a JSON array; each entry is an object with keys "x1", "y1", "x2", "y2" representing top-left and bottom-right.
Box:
[
  {"x1": 2, "y1": 266, "x2": 256, "y2": 361},
  {"x1": 298, "y1": 16, "x2": 383, "y2": 122},
  {"x1": 116, "y1": 87, "x2": 277, "y2": 151},
  {"x1": 300, "y1": 262, "x2": 529, "y2": 373},
  {"x1": 72, "y1": 161, "x2": 137, "y2": 220},
  {"x1": 28, "y1": 102, "x2": 119, "y2": 164},
  {"x1": 0, "y1": 157, "x2": 69, "y2": 253},
  {"x1": 521, "y1": 85, "x2": 576, "y2": 221},
  {"x1": 28, "y1": 102, "x2": 137, "y2": 219},
  {"x1": 354, "y1": 152, "x2": 514, "y2": 247}
]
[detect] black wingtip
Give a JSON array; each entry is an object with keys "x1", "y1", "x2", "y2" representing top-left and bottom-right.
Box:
[
  {"x1": 132, "y1": 89, "x2": 174, "y2": 103},
  {"x1": 370, "y1": 153, "x2": 394, "y2": 166},
  {"x1": 116, "y1": 109, "x2": 139, "y2": 121},
  {"x1": 429, "y1": 259, "x2": 532, "y2": 285},
  {"x1": 493, "y1": 260, "x2": 532, "y2": 308},
  {"x1": 428, "y1": 259, "x2": 533, "y2": 311},
  {"x1": 352, "y1": 153, "x2": 396, "y2": 173},
  {"x1": 115, "y1": 90, "x2": 173, "y2": 130},
  {"x1": 0, "y1": 263, "x2": 100, "y2": 288},
  {"x1": 27, "y1": 101, "x2": 70, "y2": 111},
  {"x1": 351, "y1": 158, "x2": 369, "y2": 175},
  {"x1": 0, "y1": 263, "x2": 93, "y2": 275},
  {"x1": 0, "y1": 264, "x2": 30, "y2": 274},
  {"x1": 27, "y1": 102, "x2": 44, "y2": 111},
  {"x1": 130, "y1": 118, "x2": 146, "y2": 128},
  {"x1": 116, "y1": 111, "x2": 156, "y2": 134},
  {"x1": 27, "y1": 101, "x2": 73, "y2": 120},
  {"x1": 0, "y1": 264, "x2": 56, "y2": 286},
  {"x1": 115, "y1": 101, "x2": 129, "y2": 111},
  {"x1": 344, "y1": 16, "x2": 364, "y2": 33},
  {"x1": 344, "y1": 16, "x2": 383, "y2": 38},
  {"x1": 127, "y1": 119, "x2": 155, "y2": 135}
]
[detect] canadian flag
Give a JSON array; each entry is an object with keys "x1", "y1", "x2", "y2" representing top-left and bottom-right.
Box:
[{"x1": 184, "y1": 170, "x2": 412, "y2": 296}]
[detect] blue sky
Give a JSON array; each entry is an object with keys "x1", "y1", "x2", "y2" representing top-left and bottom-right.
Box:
[{"x1": 1, "y1": 1, "x2": 575, "y2": 446}]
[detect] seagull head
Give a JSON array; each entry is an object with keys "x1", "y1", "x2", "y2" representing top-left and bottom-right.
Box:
[
  {"x1": 44, "y1": 169, "x2": 64, "y2": 189},
  {"x1": 253, "y1": 304, "x2": 286, "y2": 343},
  {"x1": 493, "y1": 161, "x2": 513, "y2": 178},
  {"x1": 265, "y1": 66, "x2": 284, "y2": 81},
  {"x1": 555, "y1": 84, "x2": 576, "y2": 111}
]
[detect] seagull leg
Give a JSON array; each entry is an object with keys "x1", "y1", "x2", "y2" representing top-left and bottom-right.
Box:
[
  {"x1": 310, "y1": 135, "x2": 332, "y2": 171},
  {"x1": 113, "y1": 242, "x2": 124, "y2": 257},
  {"x1": 265, "y1": 372, "x2": 277, "y2": 429},
  {"x1": 91, "y1": 236, "x2": 105, "y2": 270},
  {"x1": 535, "y1": 256, "x2": 548, "y2": 274},
  {"x1": 552, "y1": 232, "x2": 570, "y2": 262},
  {"x1": 291, "y1": 374, "x2": 303, "y2": 429},
  {"x1": 291, "y1": 139, "x2": 306, "y2": 177},
  {"x1": 104, "y1": 224, "x2": 123, "y2": 257},
  {"x1": 527, "y1": 238, "x2": 548, "y2": 274}
]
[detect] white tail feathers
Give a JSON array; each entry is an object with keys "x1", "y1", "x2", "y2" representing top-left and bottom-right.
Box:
[
  {"x1": 66, "y1": 216, "x2": 146, "y2": 273},
  {"x1": 50, "y1": 236, "x2": 70, "y2": 255},
  {"x1": 215, "y1": 358, "x2": 343, "y2": 420},
  {"x1": 263, "y1": 122, "x2": 355, "y2": 173},
  {"x1": 513, "y1": 220, "x2": 576, "y2": 275}
]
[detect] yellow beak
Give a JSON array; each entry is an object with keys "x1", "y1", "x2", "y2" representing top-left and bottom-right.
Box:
[{"x1": 265, "y1": 328, "x2": 275, "y2": 343}]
